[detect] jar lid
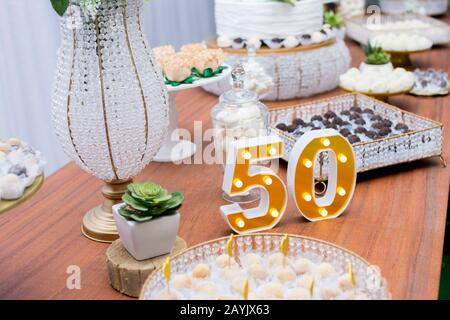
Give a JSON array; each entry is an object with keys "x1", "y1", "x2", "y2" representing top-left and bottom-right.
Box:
[{"x1": 220, "y1": 64, "x2": 258, "y2": 106}]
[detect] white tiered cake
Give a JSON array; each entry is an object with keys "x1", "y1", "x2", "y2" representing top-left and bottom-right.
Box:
[
  {"x1": 204, "y1": 0, "x2": 351, "y2": 101},
  {"x1": 216, "y1": 0, "x2": 323, "y2": 39},
  {"x1": 215, "y1": 0, "x2": 331, "y2": 49}
]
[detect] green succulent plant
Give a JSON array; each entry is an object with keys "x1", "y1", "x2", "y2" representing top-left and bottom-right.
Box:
[
  {"x1": 363, "y1": 42, "x2": 391, "y2": 65},
  {"x1": 324, "y1": 11, "x2": 345, "y2": 29},
  {"x1": 119, "y1": 182, "x2": 184, "y2": 222}
]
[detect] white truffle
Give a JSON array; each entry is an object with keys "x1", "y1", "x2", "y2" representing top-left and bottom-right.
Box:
[
  {"x1": 249, "y1": 263, "x2": 269, "y2": 280},
  {"x1": 157, "y1": 289, "x2": 183, "y2": 300},
  {"x1": 268, "y1": 252, "x2": 285, "y2": 268},
  {"x1": 195, "y1": 281, "x2": 218, "y2": 295},
  {"x1": 311, "y1": 31, "x2": 326, "y2": 44},
  {"x1": 274, "y1": 266, "x2": 296, "y2": 283},
  {"x1": 338, "y1": 274, "x2": 354, "y2": 291},
  {"x1": 282, "y1": 36, "x2": 299, "y2": 49},
  {"x1": 215, "y1": 254, "x2": 237, "y2": 268},
  {"x1": 286, "y1": 288, "x2": 311, "y2": 300},
  {"x1": 172, "y1": 274, "x2": 193, "y2": 289},
  {"x1": 320, "y1": 287, "x2": 341, "y2": 300},
  {"x1": 231, "y1": 277, "x2": 247, "y2": 294},
  {"x1": 217, "y1": 35, "x2": 233, "y2": 48},
  {"x1": 221, "y1": 267, "x2": 240, "y2": 281},
  {"x1": 0, "y1": 174, "x2": 25, "y2": 200},
  {"x1": 316, "y1": 262, "x2": 336, "y2": 279},
  {"x1": 259, "y1": 282, "x2": 284, "y2": 300},
  {"x1": 297, "y1": 274, "x2": 314, "y2": 290},
  {"x1": 247, "y1": 36, "x2": 262, "y2": 50},
  {"x1": 243, "y1": 253, "x2": 263, "y2": 266},
  {"x1": 192, "y1": 263, "x2": 210, "y2": 279},
  {"x1": 292, "y1": 258, "x2": 313, "y2": 275}
]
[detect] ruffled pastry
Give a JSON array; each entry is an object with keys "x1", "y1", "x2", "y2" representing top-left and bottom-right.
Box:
[
  {"x1": 192, "y1": 51, "x2": 220, "y2": 74},
  {"x1": 163, "y1": 55, "x2": 192, "y2": 82},
  {"x1": 180, "y1": 43, "x2": 207, "y2": 53},
  {"x1": 152, "y1": 45, "x2": 176, "y2": 69}
]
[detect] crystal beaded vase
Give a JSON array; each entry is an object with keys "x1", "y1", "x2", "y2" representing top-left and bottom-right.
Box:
[{"x1": 51, "y1": 0, "x2": 169, "y2": 242}]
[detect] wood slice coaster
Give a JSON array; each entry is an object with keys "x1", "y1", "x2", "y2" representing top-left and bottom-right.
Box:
[{"x1": 106, "y1": 237, "x2": 187, "y2": 298}]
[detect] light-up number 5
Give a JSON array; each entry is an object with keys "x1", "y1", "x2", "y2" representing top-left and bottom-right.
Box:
[
  {"x1": 287, "y1": 129, "x2": 357, "y2": 221},
  {"x1": 221, "y1": 136, "x2": 288, "y2": 234}
]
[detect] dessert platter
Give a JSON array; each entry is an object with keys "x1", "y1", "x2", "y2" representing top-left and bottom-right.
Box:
[
  {"x1": 346, "y1": 14, "x2": 450, "y2": 46},
  {"x1": 339, "y1": 43, "x2": 415, "y2": 101},
  {"x1": 268, "y1": 93, "x2": 444, "y2": 174},
  {"x1": 339, "y1": 65, "x2": 415, "y2": 101},
  {"x1": 379, "y1": 0, "x2": 448, "y2": 16},
  {"x1": 410, "y1": 68, "x2": 450, "y2": 96},
  {"x1": 140, "y1": 234, "x2": 391, "y2": 300},
  {"x1": 0, "y1": 138, "x2": 45, "y2": 213},
  {"x1": 151, "y1": 43, "x2": 231, "y2": 162},
  {"x1": 202, "y1": 0, "x2": 351, "y2": 101}
]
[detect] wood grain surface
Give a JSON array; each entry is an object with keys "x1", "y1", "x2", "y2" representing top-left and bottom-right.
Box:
[{"x1": 0, "y1": 27, "x2": 448, "y2": 300}]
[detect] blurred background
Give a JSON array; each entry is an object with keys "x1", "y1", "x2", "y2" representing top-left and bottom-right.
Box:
[{"x1": 0, "y1": 0, "x2": 446, "y2": 174}]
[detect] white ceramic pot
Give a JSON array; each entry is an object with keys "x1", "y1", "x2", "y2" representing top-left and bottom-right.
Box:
[
  {"x1": 334, "y1": 27, "x2": 346, "y2": 41},
  {"x1": 112, "y1": 204, "x2": 180, "y2": 261},
  {"x1": 359, "y1": 62, "x2": 394, "y2": 74}
]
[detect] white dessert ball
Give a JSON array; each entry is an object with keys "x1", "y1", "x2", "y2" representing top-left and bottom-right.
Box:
[
  {"x1": 231, "y1": 277, "x2": 247, "y2": 294},
  {"x1": 338, "y1": 274, "x2": 354, "y2": 291},
  {"x1": 259, "y1": 281, "x2": 284, "y2": 299},
  {"x1": 292, "y1": 258, "x2": 313, "y2": 275},
  {"x1": 7, "y1": 138, "x2": 22, "y2": 147},
  {"x1": 217, "y1": 294, "x2": 238, "y2": 300},
  {"x1": 311, "y1": 31, "x2": 326, "y2": 44},
  {"x1": 192, "y1": 263, "x2": 210, "y2": 279},
  {"x1": 354, "y1": 79, "x2": 371, "y2": 93},
  {"x1": 371, "y1": 80, "x2": 388, "y2": 94},
  {"x1": 285, "y1": 288, "x2": 311, "y2": 300},
  {"x1": 249, "y1": 263, "x2": 269, "y2": 280},
  {"x1": 268, "y1": 252, "x2": 285, "y2": 268},
  {"x1": 215, "y1": 254, "x2": 237, "y2": 268},
  {"x1": 221, "y1": 267, "x2": 240, "y2": 281},
  {"x1": 283, "y1": 36, "x2": 299, "y2": 49},
  {"x1": 320, "y1": 286, "x2": 341, "y2": 300},
  {"x1": 316, "y1": 262, "x2": 336, "y2": 279},
  {"x1": 274, "y1": 266, "x2": 296, "y2": 283},
  {"x1": 157, "y1": 289, "x2": 183, "y2": 300},
  {"x1": 347, "y1": 290, "x2": 369, "y2": 300},
  {"x1": 243, "y1": 253, "x2": 262, "y2": 266},
  {"x1": 217, "y1": 35, "x2": 233, "y2": 48},
  {"x1": 347, "y1": 67, "x2": 360, "y2": 78},
  {"x1": 247, "y1": 36, "x2": 262, "y2": 50},
  {"x1": 297, "y1": 275, "x2": 314, "y2": 290},
  {"x1": 0, "y1": 174, "x2": 25, "y2": 200},
  {"x1": 195, "y1": 281, "x2": 218, "y2": 295},
  {"x1": 172, "y1": 274, "x2": 193, "y2": 289}
]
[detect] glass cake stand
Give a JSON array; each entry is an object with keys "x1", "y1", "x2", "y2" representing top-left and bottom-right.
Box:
[
  {"x1": 154, "y1": 66, "x2": 231, "y2": 163},
  {"x1": 0, "y1": 175, "x2": 44, "y2": 214},
  {"x1": 340, "y1": 86, "x2": 413, "y2": 102}
]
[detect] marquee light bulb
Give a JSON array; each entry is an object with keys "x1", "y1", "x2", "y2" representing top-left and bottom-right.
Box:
[
  {"x1": 338, "y1": 154, "x2": 348, "y2": 163},
  {"x1": 337, "y1": 187, "x2": 346, "y2": 197},
  {"x1": 263, "y1": 176, "x2": 273, "y2": 186},
  {"x1": 269, "y1": 147, "x2": 277, "y2": 156},
  {"x1": 303, "y1": 159, "x2": 313, "y2": 168},
  {"x1": 303, "y1": 192, "x2": 312, "y2": 202},
  {"x1": 234, "y1": 179, "x2": 244, "y2": 188},
  {"x1": 243, "y1": 151, "x2": 252, "y2": 160},
  {"x1": 319, "y1": 208, "x2": 328, "y2": 217},
  {"x1": 322, "y1": 138, "x2": 331, "y2": 147},
  {"x1": 236, "y1": 218, "x2": 245, "y2": 228},
  {"x1": 270, "y1": 209, "x2": 279, "y2": 218}
]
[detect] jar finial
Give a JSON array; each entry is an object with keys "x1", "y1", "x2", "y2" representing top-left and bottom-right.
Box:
[{"x1": 231, "y1": 64, "x2": 245, "y2": 90}]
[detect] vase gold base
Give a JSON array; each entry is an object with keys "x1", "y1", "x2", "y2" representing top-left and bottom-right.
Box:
[{"x1": 82, "y1": 179, "x2": 132, "y2": 243}]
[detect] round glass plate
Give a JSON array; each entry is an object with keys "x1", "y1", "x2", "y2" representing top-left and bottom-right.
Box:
[
  {"x1": 140, "y1": 233, "x2": 391, "y2": 300},
  {"x1": 0, "y1": 175, "x2": 44, "y2": 214}
]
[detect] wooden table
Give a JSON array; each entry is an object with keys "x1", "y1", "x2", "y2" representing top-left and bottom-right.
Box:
[{"x1": 0, "y1": 37, "x2": 449, "y2": 300}]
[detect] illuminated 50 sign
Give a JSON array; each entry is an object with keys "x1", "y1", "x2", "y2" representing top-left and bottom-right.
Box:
[{"x1": 221, "y1": 129, "x2": 357, "y2": 234}]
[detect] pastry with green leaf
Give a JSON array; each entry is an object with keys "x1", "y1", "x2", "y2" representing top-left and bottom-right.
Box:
[{"x1": 119, "y1": 182, "x2": 184, "y2": 222}]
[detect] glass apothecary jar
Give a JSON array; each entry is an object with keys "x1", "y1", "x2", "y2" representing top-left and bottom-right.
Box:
[{"x1": 211, "y1": 64, "x2": 269, "y2": 203}]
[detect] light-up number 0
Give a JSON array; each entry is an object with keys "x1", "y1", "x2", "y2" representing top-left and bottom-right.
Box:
[{"x1": 221, "y1": 129, "x2": 357, "y2": 234}]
